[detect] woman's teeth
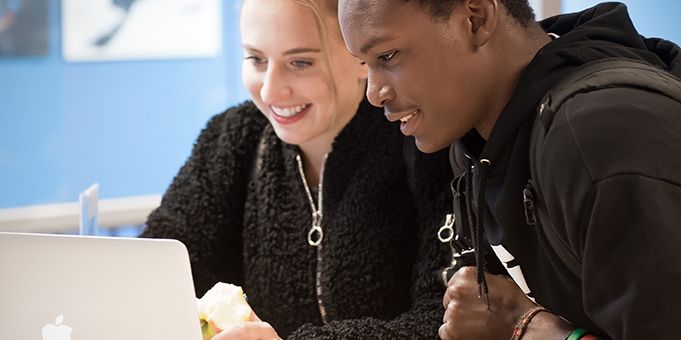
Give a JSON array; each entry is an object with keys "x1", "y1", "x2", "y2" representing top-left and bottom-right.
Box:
[{"x1": 272, "y1": 103, "x2": 308, "y2": 117}]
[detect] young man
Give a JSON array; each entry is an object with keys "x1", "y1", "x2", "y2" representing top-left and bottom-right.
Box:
[{"x1": 339, "y1": 0, "x2": 681, "y2": 339}]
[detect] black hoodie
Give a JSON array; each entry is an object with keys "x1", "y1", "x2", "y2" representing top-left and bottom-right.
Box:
[{"x1": 452, "y1": 2, "x2": 681, "y2": 339}]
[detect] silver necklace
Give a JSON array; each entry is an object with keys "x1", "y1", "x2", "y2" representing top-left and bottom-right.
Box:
[{"x1": 296, "y1": 153, "x2": 328, "y2": 247}]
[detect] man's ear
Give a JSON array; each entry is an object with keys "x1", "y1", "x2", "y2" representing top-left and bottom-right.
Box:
[{"x1": 466, "y1": 0, "x2": 498, "y2": 47}]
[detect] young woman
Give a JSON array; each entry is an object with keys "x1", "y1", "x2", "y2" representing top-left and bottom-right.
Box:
[{"x1": 140, "y1": 0, "x2": 453, "y2": 338}]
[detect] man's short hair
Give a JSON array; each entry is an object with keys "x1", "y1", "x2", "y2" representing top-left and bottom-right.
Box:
[{"x1": 404, "y1": 0, "x2": 535, "y2": 26}]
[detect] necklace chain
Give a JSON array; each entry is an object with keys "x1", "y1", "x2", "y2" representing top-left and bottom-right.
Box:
[{"x1": 296, "y1": 154, "x2": 328, "y2": 246}]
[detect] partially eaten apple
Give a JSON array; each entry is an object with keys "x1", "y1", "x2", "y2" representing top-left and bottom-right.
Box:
[{"x1": 196, "y1": 282, "x2": 252, "y2": 339}]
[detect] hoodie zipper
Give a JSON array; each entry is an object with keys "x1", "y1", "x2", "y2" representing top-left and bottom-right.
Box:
[{"x1": 296, "y1": 153, "x2": 329, "y2": 324}]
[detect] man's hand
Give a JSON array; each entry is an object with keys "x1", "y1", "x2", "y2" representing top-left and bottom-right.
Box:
[
  {"x1": 438, "y1": 266, "x2": 536, "y2": 339},
  {"x1": 438, "y1": 267, "x2": 575, "y2": 340}
]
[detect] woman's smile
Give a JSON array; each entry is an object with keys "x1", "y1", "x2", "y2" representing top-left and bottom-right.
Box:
[{"x1": 270, "y1": 103, "x2": 312, "y2": 124}]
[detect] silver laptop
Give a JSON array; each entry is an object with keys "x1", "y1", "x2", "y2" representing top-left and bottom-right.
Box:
[{"x1": 0, "y1": 232, "x2": 203, "y2": 340}]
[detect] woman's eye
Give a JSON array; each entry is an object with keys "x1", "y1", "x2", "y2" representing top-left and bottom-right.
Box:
[
  {"x1": 291, "y1": 60, "x2": 312, "y2": 69},
  {"x1": 378, "y1": 51, "x2": 397, "y2": 62},
  {"x1": 245, "y1": 56, "x2": 265, "y2": 65}
]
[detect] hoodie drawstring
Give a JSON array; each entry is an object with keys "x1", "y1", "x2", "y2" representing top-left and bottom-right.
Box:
[{"x1": 464, "y1": 156, "x2": 491, "y2": 308}]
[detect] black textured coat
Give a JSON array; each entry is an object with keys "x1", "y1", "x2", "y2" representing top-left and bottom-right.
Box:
[{"x1": 141, "y1": 99, "x2": 454, "y2": 339}]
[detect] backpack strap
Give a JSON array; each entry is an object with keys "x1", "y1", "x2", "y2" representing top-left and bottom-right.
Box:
[
  {"x1": 537, "y1": 58, "x2": 681, "y2": 130},
  {"x1": 530, "y1": 58, "x2": 681, "y2": 277}
]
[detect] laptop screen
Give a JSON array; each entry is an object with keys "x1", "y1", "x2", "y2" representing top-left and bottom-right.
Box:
[{"x1": 0, "y1": 232, "x2": 202, "y2": 340}]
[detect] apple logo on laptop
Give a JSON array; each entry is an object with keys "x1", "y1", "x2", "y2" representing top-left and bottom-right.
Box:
[{"x1": 42, "y1": 315, "x2": 73, "y2": 340}]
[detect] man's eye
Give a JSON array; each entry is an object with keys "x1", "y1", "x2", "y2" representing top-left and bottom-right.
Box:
[{"x1": 378, "y1": 51, "x2": 397, "y2": 62}]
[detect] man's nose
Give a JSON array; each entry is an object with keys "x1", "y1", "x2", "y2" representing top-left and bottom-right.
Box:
[{"x1": 366, "y1": 69, "x2": 394, "y2": 107}]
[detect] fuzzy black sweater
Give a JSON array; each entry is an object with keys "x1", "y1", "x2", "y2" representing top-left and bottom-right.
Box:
[{"x1": 141, "y1": 99, "x2": 454, "y2": 339}]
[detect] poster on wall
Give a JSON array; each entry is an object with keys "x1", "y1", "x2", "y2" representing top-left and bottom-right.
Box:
[
  {"x1": 61, "y1": 0, "x2": 222, "y2": 62},
  {"x1": 0, "y1": 0, "x2": 48, "y2": 57}
]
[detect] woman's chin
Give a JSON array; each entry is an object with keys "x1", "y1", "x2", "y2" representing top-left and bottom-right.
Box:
[{"x1": 271, "y1": 128, "x2": 308, "y2": 147}]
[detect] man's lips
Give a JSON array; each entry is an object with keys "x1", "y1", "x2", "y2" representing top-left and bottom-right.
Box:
[
  {"x1": 399, "y1": 111, "x2": 418, "y2": 124},
  {"x1": 398, "y1": 109, "x2": 421, "y2": 136},
  {"x1": 385, "y1": 108, "x2": 420, "y2": 123}
]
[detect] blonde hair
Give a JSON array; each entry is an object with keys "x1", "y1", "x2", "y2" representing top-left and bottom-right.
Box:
[{"x1": 294, "y1": 0, "x2": 340, "y2": 96}]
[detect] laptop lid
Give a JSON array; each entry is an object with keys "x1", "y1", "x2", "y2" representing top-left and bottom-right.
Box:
[{"x1": 0, "y1": 232, "x2": 202, "y2": 340}]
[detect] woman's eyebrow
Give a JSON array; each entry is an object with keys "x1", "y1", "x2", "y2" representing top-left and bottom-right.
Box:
[
  {"x1": 241, "y1": 45, "x2": 321, "y2": 56},
  {"x1": 283, "y1": 47, "x2": 322, "y2": 56},
  {"x1": 241, "y1": 44, "x2": 261, "y2": 53}
]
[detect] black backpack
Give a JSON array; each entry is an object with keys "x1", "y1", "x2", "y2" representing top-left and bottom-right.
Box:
[{"x1": 528, "y1": 58, "x2": 681, "y2": 277}]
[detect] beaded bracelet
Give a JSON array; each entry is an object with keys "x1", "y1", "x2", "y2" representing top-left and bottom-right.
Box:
[{"x1": 510, "y1": 306, "x2": 549, "y2": 340}]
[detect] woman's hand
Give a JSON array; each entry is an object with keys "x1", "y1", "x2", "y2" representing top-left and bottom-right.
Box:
[{"x1": 211, "y1": 310, "x2": 282, "y2": 340}]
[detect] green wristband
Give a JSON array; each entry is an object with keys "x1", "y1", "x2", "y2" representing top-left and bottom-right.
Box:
[{"x1": 566, "y1": 328, "x2": 589, "y2": 340}]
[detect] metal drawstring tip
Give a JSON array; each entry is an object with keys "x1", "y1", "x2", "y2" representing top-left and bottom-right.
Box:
[{"x1": 477, "y1": 284, "x2": 491, "y2": 309}]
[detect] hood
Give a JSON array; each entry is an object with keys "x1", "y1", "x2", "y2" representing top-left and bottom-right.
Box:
[
  {"x1": 478, "y1": 1, "x2": 681, "y2": 163},
  {"x1": 541, "y1": 2, "x2": 681, "y2": 76}
]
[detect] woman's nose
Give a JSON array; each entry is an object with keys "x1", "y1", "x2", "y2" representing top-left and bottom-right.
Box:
[{"x1": 260, "y1": 65, "x2": 292, "y2": 104}]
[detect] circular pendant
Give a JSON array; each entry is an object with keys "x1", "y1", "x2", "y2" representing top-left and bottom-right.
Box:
[
  {"x1": 438, "y1": 213, "x2": 456, "y2": 243},
  {"x1": 308, "y1": 225, "x2": 323, "y2": 246}
]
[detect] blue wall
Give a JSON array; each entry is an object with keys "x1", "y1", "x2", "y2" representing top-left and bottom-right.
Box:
[
  {"x1": 0, "y1": 0, "x2": 679, "y2": 208},
  {"x1": 563, "y1": 0, "x2": 681, "y2": 43},
  {"x1": 0, "y1": 0, "x2": 248, "y2": 208}
]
